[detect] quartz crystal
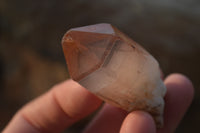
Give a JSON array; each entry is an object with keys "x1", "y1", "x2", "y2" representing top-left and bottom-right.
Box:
[{"x1": 62, "y1": 23, "x2": 166, "y2": 128}]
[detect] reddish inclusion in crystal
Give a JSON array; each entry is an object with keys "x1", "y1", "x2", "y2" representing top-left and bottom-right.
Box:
[{"x1": 62, "y1": 24, "x2": 117, "y2": 81}]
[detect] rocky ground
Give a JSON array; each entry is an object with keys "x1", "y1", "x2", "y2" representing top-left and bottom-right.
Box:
[{"x1": 0, "y1": 0, "x2": 200, "y2": 132}]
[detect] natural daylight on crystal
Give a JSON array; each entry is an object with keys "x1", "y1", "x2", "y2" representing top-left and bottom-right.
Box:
[{"x1": 62, "y1": 23, "x2": 166, "y2": 128}]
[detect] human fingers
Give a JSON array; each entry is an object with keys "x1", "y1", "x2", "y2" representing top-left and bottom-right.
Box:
[
  {"x1": 83, "y1": 104, "x2": 156, "y2": 133},
  {"x1": 3, "y1": 79, "x2": 102, "y2": 133},
  {"x1": 157, "y1": 73, "x2": 194, "y2": 133},
  {"x1": 83, "y1": 104, "x2": 128, "y2": 133},
  {"x1": 83, "y1": 73, "x2": 194, "y2": 133}
]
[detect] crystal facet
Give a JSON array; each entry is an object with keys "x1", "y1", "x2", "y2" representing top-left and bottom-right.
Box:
[{"x1": 62, "y1": 23, "x2": 166, "y2": 128}]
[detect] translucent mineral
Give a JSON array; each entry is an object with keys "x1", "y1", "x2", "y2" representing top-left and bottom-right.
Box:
[{"x1": 61, "y1": 23, "x2": 166, "y2": 128}]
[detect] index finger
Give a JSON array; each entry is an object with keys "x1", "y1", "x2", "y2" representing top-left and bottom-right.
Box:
[{"x1": 3, "y1": 80, "x2": 102, "y2": 133}]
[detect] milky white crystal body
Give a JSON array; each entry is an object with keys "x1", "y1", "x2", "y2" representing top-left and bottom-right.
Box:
[{"x1": 62, "y1": 23, "x2": 166, "y2": 128}]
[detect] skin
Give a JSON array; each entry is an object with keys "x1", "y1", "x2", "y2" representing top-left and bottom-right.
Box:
[{"x1": 2, "y1": 73, "x2": 194, "y2": 133}]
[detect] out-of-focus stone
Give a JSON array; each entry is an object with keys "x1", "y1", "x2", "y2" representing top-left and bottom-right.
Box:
[{"x1": 62, "y1": 23, "x2": 166, "y2": 128}]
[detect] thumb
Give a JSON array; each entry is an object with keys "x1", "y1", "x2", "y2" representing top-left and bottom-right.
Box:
[{"x1": 120, "y1": 111, "x2": 156, "y2": 133}]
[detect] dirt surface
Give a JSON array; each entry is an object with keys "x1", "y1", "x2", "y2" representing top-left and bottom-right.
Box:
[{"x1": 0, "y1": 0, "x2": 199, "y2": 132}]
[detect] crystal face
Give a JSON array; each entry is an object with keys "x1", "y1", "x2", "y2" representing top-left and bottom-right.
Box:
[{"x1": 62, "y1": 23, "x2": 166, "y2": 128}]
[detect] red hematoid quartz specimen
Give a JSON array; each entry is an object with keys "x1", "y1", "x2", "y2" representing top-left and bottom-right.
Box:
[{"x1": 62, "y1": 23, "x2": 166, "y2": 128}]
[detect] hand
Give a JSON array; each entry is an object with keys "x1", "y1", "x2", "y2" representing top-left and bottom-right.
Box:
[{"x1": 3, "y1": 73, "x2": 194, "y2": 133}]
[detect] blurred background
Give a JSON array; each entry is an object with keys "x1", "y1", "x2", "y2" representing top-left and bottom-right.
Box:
[{"x1": 0, "y1": 0, "x2": 199, "y2": 132}]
